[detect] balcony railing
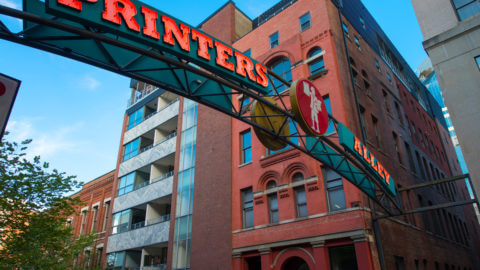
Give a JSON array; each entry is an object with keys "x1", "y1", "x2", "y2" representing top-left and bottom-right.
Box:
[
  {"x1": 147, "y1": 214, "x2": 171, "y2": 226},
  {"x1": 138, "y1": 131, "x2": 177, "y2": 155},
  {"x1": 128, "y1": 86, "x2": 158, "y2": 107},
  {"x1": 111, "y1": 214, "x2": 171, "y2": 235},
  {"x1": 117, "y1": 171, "x2": 174, "y2": 198},
  {"x1": 133, "y1": 98, "x2": 180, "y2": 129}
]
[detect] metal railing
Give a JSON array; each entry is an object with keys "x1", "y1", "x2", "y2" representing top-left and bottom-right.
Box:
[
  {"x1": 111, "y1": 214, "x2": 170, "y2": 234},
  {"x1": 139, "y1": 131, "x2": 177, "y2": 155},
  {"x1": 146, "y1": 214, "x2": 171, "y2": 226},
  {"x1": 127, "y1": 86, "x2": 158, "y2": 107},
  {"x1": 116, "y1": 171, "x2": 174, "y2": 198}
]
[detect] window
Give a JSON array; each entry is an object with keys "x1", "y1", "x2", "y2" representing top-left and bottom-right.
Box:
[
  {"x1": 359, "y1": 106, "x2": 367, "y2": 140},
  {"x1": 412, "y1": 122, "x2": 418, "y2": 141},
  {"x1": 372, "y1": 116, "x2": 381, "y2": 148},
  {"x1": 394, "y1": 102, "x2": 404, "y2": 125},
  {"x1": 359, "y1": 17, "x2": 365, "y2": 29},
  {"x1": 91, "y1": 205, "x2": 98, "y2": 232},
  {"x1": 342, "y1": 21, "x2": 349, "y2": 36},
  {"x1": 324, "y1": 168, "x2": 346, "y2": 211},
  {"x1": 476, "y1": 56, "x2": 480, "y2": 70},
  {"x1": 293, "y1": 173, "x2": 308, "y2": 217},
  {"x1": 405, "y1": 142, "x2": 416, "y2": 174},
  {"x1": 323, "y1": 95, "x2": 335, "y2": 135},
  {"x1": 387, "y1": 72, "x2": 392, "y2": 84},
  {"x1": 118, "y1": 172, "x2": 135, "y2": 196},
  {"x1": 382, "y1": 90, "x2": 391, "y2": 113},
  {"x1": 268, "y1": 57, "x2": 292, "y2": 93},
  {"x1": 393, "y1": 132, "x2": 402, "y2": 164},
  {"x1": 241, "y1": 187, "x2": 254, "y2": 228},
  {"x1": 111, "y1": 209, "x2": 131, "y2": 234},
  {"x1": 416, "y1": 151, "x2": 426, "y2": 179},
  {"x1": 244, "y1": 49, "x2": 251, "y2": 57},
  {"x1": 395, "y1": 256, "x2": 406, "y2": 270},
  {"x1": 80, "y1": 210, "x2": 87, "y2": 235},
  {"x1": 123, "y1": 138, "x2": 140, "y2": 161},
  {"x1": 269, "y1": 31, "x2": 279, "y2": 49},
  {"x1": 127, "y1": 107, "x2": 144, "y2": 130},
  {"x1": 103, "y1": 201, "x2": 110, "y2": 232},
  {"x1": 375, "y1": 58, "x2": 381, "y2": 72},
  {"x1": 293, "y1": 185, "x2": 308, "y2": 217},
  {"x1": 452, "y1": 0, "x2": 480, "y2": 20},
  {"x1": 267, "y1": 120, "x2": 298, "y2": 155},
  {"x1": 299, "y1": 12, "x2": 311, "y2": 32},
  {"x1": 240, "y1": 130, "x2": 252, "y2": 164},
  {"x1": 307, "y1": 47, "x2": 325, "y2": 75},
  {"x1": 330, "y1": 245, "x2": 358, "y2": 269},
  {"x1": 267, "y1": 181, "x2": 279, "y2": 223},
  {"x1": 354, "y1": 35, "x2": 361, "y2": 49}
]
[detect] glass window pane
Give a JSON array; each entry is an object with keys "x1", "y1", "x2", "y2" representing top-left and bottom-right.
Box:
[
  {"x1": 114, "y1": 252, "x2": 125, "y2": 267},
  {"x1": 245, "y1": 208, "x2": 254, "y2": 227},
  {"x1": 476, "y1": 56, "x2": 480, "y2": 69},
  {"x1": 453, "y1": 0, "x2": 473, "y2": 8},
  {"x1": 329, "y1": 188, "x2": 346, "y2": 210},
  {"x1": 299, "y1": 12, "x2": 311, "y2": 31},
  {"x1": 457, "y1": 2, "x2": 480, "y2": 20}
]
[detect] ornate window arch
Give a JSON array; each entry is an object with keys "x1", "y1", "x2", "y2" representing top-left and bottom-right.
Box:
[{"x1": 267, "y1": 56, "x2": 292, "y2": 93}]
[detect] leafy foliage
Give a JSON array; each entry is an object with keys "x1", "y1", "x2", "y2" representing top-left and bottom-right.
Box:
[{"x1": 0, "y1": 134, "x2": 95, "y2": 269}]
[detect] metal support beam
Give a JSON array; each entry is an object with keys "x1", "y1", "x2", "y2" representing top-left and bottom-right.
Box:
[{"x1": 398, "y1": 174, "x2": 469, "y2": 192}]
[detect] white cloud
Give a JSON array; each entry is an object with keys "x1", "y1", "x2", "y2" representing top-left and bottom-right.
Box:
[
  {"x1": 6, "y1": 119, "x2": 88, "y2": 159},
  {"x1": 80, "y1": 75, "x2": 101, "y2": 91},
  {"x1": 0, "y1": 0, "x2": 19, "y2": 9}
]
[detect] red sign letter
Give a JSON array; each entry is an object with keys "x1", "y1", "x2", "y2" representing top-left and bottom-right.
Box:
[
  {"x1": 58, "y1": 0, "x2": 82, "y2": 11},
  {"x1": 191, "y1": 29, "x2": 213, "y2": 60},
  {"x1": 102, "y1": 0, "x2": 140, "y2": 32},
  {"x1": 235, "y1": 51, "x2": 256, "y2": 82},
  {"x1": 214, "y1": 41, "x2": 234, "y2": 71},
  {"x1": 255, "y1": 63, "x2": 268, "y2": 88},
  {"x1": 141, "y1": 6, "x2": 159, "y2": 40},
  {"x1": 162, "y1": 15, "x2": 191, "y2": 52}
]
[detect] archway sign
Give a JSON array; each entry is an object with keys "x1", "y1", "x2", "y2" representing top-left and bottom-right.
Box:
[{"x1": 0, "y1": 0, "x2": 398, "y2": 214}]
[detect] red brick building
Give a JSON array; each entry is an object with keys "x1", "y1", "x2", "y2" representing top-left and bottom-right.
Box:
[
  {"x1": 196, "y1": 0, "x2": 480, "y2": 269},
  {"x1": 69, "y1": 170, "x2": 115, "y2": 269}
]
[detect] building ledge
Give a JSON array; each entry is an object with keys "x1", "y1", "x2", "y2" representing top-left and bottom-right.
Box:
[{"x1": 423, "y1": 14, "x2": 480, "y2": 50}]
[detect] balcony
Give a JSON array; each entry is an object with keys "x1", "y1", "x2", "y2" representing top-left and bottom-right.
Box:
[
  {"x1": 119, "y1": 134, "x2": 177, "y2": 177},
  {"x1": 124, "y1": 99, "x2": 180, "y2": 144},
  {"x1": 106, "y1": 217, "x2": 170, "y2": 253},
  {"x1": 113, "y1": 172, "x2": 174, "y2": 213}
]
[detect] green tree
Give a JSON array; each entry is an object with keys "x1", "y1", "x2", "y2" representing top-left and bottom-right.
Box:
[{"x1": 0, "y1": 134, "x2": 95, "y2": 269}]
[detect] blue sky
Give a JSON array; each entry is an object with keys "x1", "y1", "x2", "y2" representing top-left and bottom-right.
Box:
[{"x1": 0, "y1": 0, "x2": 427, "y2": 184}]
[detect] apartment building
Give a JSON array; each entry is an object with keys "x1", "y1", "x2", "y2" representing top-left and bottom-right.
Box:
[{"x1": 69, "y1": 170, "x2": 115, "y2": 269}]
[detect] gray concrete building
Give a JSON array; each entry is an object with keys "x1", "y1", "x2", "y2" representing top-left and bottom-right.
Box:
[
  {"x1": 105, "y1": 82, "x2": 180, "y2": 269},
  {"x1": 411, "y1": 0, "x2": 480, "y2": 195}
]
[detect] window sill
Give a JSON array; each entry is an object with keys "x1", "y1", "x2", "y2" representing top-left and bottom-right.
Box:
[
  {"x1": 308, "y1": 69, "x2": 329, "y2": 81},
  {"x1": 238, "y1": 161, "x2": 252, "y2": 168},
  {"x1": 260, "y1": 148, "x2": 300, "y2": 168}
]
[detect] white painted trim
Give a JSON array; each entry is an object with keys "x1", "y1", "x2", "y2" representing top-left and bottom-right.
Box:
[
  {"x1": 92, "y1": 202, "x2": 100, "y2": 208},
  {"x1": 81, "y1": 206, "x2": 89, "y2": 212},
  {"x1": 103, "y1": 197, "x2": 111, "y2": 205}
]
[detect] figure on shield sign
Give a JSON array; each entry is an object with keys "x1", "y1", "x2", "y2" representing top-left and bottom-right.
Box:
[{"x1": 303, "y1": 82, "x2": 322, "y2": 133}]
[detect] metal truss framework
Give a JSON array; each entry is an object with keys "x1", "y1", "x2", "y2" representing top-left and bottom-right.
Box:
[{"x1": 0, "y1": 4, "x2": 477, "y2": 218}]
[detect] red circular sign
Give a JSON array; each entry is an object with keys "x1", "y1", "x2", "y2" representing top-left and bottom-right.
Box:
[
  {"x1": 0, "y1": 82, "x2": 5, "y2": 96},
  {"x1": 290, "y1": 79, "x2": 329, "y2": 136}
]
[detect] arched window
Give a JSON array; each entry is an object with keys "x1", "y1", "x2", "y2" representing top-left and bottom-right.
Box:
[
  {"x1": 266, "y1": 180, "x2": 277, "y2": 189},
  {"x1": 292, "y1": 172, "x2": 307, "y2": 217},
  {"x1": 307, "y1": 47, "x2": 325, "y2": 75},
  {"x1": 266, "y1": 180, "x2": 279, "y2": 223},
  {"x1": 268, "y1": 57, "x2": 292, "y2": 93},
  {"x1": 292, "y1": 172, "x2": 304, "y2": 182}
]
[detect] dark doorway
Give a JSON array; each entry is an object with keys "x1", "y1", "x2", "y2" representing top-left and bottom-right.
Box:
[
  {"x1": 282, "y1": 256, "x2": 310, "y2": 270},
  {"x1": 329, "y1": 245, "x2": 358, "y2": 270},
  {"x1": 245, "y1": 256, "x2": 261, "y2": 270}
]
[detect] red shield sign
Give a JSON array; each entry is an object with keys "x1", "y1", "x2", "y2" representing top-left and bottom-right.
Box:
[{"x1": 290, "y1": 79, "x2": 329, "y2": 136}]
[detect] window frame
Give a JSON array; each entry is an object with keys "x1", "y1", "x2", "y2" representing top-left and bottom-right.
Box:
[
  {"x1": 451, "y1": 0, "x2": 480, "y2": 21},
  {"x1": 123, "y1": 138, "x2": 140, "y2": 161},
  {"x1": 240, "y1": 130, "x2": 252, "y2": 164},
  {"x1": 299, "y1": 12, "x2": 311, "y2": 32},
  {"x1": 267, "y1": 57, "x2": 292, "y2": 93},
  {"x1": 269, "y1": 31, "x2": 279, "y2": 49},
  {"x1": 241, "y1": 187, "x2": 254, "y2": 228},
  {"x1": 323, "y1": 168, "x2": 346, "y2": 212},
  {"x1": 306, "y1": 47, "x2": 326, "y2": 76}
]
